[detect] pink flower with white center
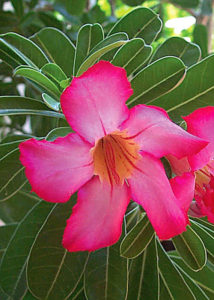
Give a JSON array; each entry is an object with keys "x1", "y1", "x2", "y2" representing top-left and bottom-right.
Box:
[
  {"x1": 167, "y1": 107, "x2": 214, "y2": 223},
  {"x1": 19, "y1": 61, "x2": 207, "y2": 252}
]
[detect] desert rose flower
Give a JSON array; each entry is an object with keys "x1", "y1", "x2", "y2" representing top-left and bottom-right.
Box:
[
  {"x1": 167, "y1": 107, "x2": 214, "y2": 223},
  {"x1": 19, "y1": 61, "x2": 207, "y2": 252}
]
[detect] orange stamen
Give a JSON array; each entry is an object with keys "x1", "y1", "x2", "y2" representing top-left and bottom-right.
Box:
[{"x1": 91, "y1": 130, "x2": 140, "y2": 185}]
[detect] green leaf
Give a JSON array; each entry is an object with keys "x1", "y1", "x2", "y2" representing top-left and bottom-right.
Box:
[
  {"x1": 77, "y1": 33, "x2": 128, "y2": 76},
  {"x1": 0, "y1": 32, "x2": 48, "y2": 69},
  {"x1": 108, "y1": 7, "x2": 162, "y2": 44},
  {"x1": 191, "y1": 219, "x2": 214, "y2": 259},
  {"x1": 112, "y1": 38, "x2": 152, "y2": 76},
  {"x1": 127, "y1": 57, "x2": 186, "y2": 107},
  {"x1": 0, "y1": 137, "x2": 32, "y2": 158},
  {"x1": 11, "y1": 0, "x2": 24, "y2": 18},
  {"x1": 31, "y1": 28, "x2": 75, "y2": 77},
  {"x1": 120, "y1": 214, "x2": 154, "y2": 258},
  {"x1": 84, "y1": 226, "x2": 128, "y2": 300},
  {"x1": 45, "y1": 127, "x2": 73, "y2": 141},
  {"x1": 14, "y1": 67, "x2": 61, "y2": 98},
  {"x1": 151, "y1": 37, "x2": 201, "y2": 67},
  {"x1": 157, "y1": 240, "x2": 195, "y2": 300},
  {"x1": 151, "y1": 55, "x2": 214, "y2": 122},
  {"x1": 0, "y1": 201, "x2": 54, "y2": 298},
  {"x1": 171, "y1": 256, "x2": 214, "y2": 297},
  {"x1": 42, "y1": 93, "x2": 60, "y2": 112},
  {"x1": 0, "y1": 149, "x2": 27, "y2": 202},
  {"x1": 74, "y1": 23, "x2": 104, "y2": 75},
  {"x1": 27, "y1": 197, "x2": 89, "y2": 300},
  {"x1": 0, "y1": 224, "x2": 17, "y2": 255},
  {"x1": 41, "y1": 63, "x2": 67, "y2": 84},
  {"x1": 175, "y1": 263, "x2": 209, "y2": 300},
  {"x1": 0, "y1": 190, "x2": 39, "y2": 224},
  {"x1": 193, "y1": 24, "x2": 208, "y2": 58},
  {"x1": 172, "y1": 225, "x2": 207, "y2": 271},
  {"x1": 0, "y1": 96, "x2": 64, "y2": 118},
  {"x1": 127, "y1": 237, "x2": 159, "y2": 300}
]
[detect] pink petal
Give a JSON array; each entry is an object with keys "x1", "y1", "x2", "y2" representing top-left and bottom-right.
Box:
[
  {"x1": 62, "y1": 177, "x2": 130, "y2": 252},
  {"x1": 183, "y1": 107, "x2": 214, "y2": 170},
  {"x1": 166, "y1": 155, "x2": 191, "y2": 176},
  {"x1": 128, "y1": 152, "x2": 194, "y2": 239},
  {"x1": 121, "y1": 105, "x2": 207, "y2": 159},
  {"x1": 61, "y1": 61, "x2": 132, "y2": 144},
  {"x1": 19, "y1": 134, "x2": 93, "y2": 203}
]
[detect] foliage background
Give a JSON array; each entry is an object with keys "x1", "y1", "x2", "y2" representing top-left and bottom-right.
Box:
[{"x1": 0, "y1": 0, "x2": 214, "y2": 299}]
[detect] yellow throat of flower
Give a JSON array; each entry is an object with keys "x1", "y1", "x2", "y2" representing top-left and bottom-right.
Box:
[
  {"x1": 91, "y1": 130, "x2": 140, "y2": 185},
  {"x1": 195, "y1": 165, "x2": 211, "y2": 188}
]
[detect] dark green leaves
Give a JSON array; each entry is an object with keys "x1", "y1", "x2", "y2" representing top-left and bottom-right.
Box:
[
  {"x1": 157, "y1": 241, "x2": 195, "y2": 300},
  {"x1": 151, "y1": 37, "x2": 201, "y2": 67},
  {"x1": 120, "y1": 214, "x2": 154, "y2": 258},
  {"x1": 112, "y1": 38, "x2": 152, "y2": 76},
  {"x1": 0, "y1": 96, "x2": 64, "y2": 118},
  {"x1": 151, "y1": 54, "x2": 214, "y2": 121},
  {"x1": 172, "y1": 225, "x2": 207, "y2": 271},
  {"x1": 31, "y1": 27, "x2": 75, "y2": 77},
  {"x1": 84, "y1": 227, "x2": 128, "y2": 300},
  {"x1": 0, "y1": 32, "x2": 48, "y2": 69},
  {"x1": 0, "y1": 201, "x2": 54, "y2": 298},
  {"x1": 27, "y1": 197, "x2": 89, "y2": 300},
  {"x1": 127, "y1": 57, "x2": 186, "y2": 107},
  {"x1": 74, "y1": 23, "x2": 104, "y2": 75},
  {"x1": 127, "y1": 237, "x2": 159, "y2": 300},
  {"x1": 109, "y1": 7, "x2": 162, "y2": 44}
]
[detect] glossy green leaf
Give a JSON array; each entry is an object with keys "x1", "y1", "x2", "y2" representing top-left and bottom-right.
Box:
[
  {"x1": 112, "y1": 38, "x2": 152, "y2": 76},
  {"x1": 41, "y1": 63, "x2": 67, "y2": 84},
  {"x1": 171, "y1": 256, "x2": 214, "y2": 297},
  {"x1": 14, "y1": 67, "x2": 61, "y2": 98},
  {"x1": 157, "y1": 240, "x2": 195, "y2": 300},
  {"x1": 42, "y1": 93, "x2": 60, "y2": 112},
  {"x1": 191, "y1": 220, "x2": 214, "y2": 258},
  {"x1": 127, "y1": 57, "x2": 186, "y2": 107},
  {"x1": 108, "y1": 7, "x2": 162, "y2": 44},
  {"x1": 175, "y1": 263, "x2": 209, "y2": 300},
  {"x1": 0, "y1": 189, "x2": 39, "y2": 224},
  {"x1": 74, "y1": 23, "x2": 104, "y2": 75},
  {"x1": 22, "y1": 290, "x2": 38, "y2": 300},
  {"x1": 31, "y1": 28, "x2": 75, "y2": 77},
  {"x1": 172, "y1": 225, "x2": 206, "y2": 271},
  {"x1": 193, "y1": 24, "x2": 208, "y2": 58},
  {"x1": 151, "y1": 37, "x2": 201, "y2": 67},
  {"x1": 77, "y1": 33, "x2": 128, "y2": 76},
  {"x1": 0, "y1": 32, "x2": 48, "y2": 69},
  {"x1": 151, "y1": 55, "x2": 214, "y2": 122},
  {"x1": 0, "y1": 201, "x2": 54, "y2": 298},
  {"x1": 0, "y1": 224, "x2": 17, "y2": 256},
  {"x1": 45, "y1": 127, "x2": 72, "y2": 141},
  {"x1": 127, "y1": 237, "x2": 159, "y2": 300},
  {"x1": 0, "y1": 96, "x2": 64, "y2": 118},
  {"x1": 0, "y1": 137, "x2": 31, "y2": 158},
  {"x1": 27, "y1": 197, "x2": 89, "y2": 300},
  {"x1": 84, "y1": 227, "x2": 128, "y2": 300},
  {"x1": 120, "y1": 214, "x2": 154, "y2": 258},
  {"x1": 0, "y1": 149, "x2": 27, "y2": 202}
]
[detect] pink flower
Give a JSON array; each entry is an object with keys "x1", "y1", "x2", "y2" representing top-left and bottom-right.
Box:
[
  {"x1": 19, "y1": 61, "x2": 207, "y2": 251},
  {"x1": 168, "y1": 107, "x2": 214, "y2": 223}
]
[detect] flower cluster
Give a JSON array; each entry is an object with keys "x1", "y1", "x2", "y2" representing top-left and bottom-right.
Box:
[{"x1": 19, "y1": 61, "x2": 213, "y2": 252}]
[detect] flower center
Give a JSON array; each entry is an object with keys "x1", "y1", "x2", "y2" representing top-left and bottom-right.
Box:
[{"x1": 91, "y1": 130, "x2": 140, "y2": 185}]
